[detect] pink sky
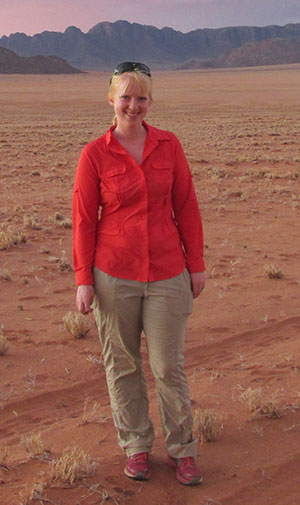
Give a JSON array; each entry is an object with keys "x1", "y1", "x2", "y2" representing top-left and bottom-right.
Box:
[{"x1": 1, "y1": 0, "x2": 300, "y2": 37}]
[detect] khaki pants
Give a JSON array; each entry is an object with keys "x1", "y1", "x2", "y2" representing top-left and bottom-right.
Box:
[{"x1": 92, "y1": 267, "x2": 197, "y2": 458}]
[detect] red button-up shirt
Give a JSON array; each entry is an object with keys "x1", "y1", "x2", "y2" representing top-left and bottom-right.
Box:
[{"x1": 72, "y1": 122, "x2": 205, "y2": 286}]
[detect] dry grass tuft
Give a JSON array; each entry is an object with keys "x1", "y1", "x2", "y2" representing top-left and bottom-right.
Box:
[
  {"x1": 14, "y1": 205, "x2": 24, "y2": 213},
  {"x1": 227, "y1": 190, "x2": 243, "y2": 198},
  {"x1": 207, "y1": 166, "x2": 226, "y2": 179},
  {"x1": 48, "y1": 212, "x2": 72, "y2": 228},
  {"x1": 0, "y1": 268, "x2": 12, "y2": 281},
  {"x1": 0, "y1": 326, "x2": 9, "y2": 356},
  {"x1": 264, "y1": 263, "x2": 283, "y2": 279},
  {"x1": 210, "y1": 369, "x2": 222, "y2": 383},
  {"x1": 59, "y1": 218, "x2": 73, "y2": 229},
  {"x1": 57, "y1": 252, "x2": 72, "y2": 272},
  {"x1": 23, "y1": 215, "x2": 42, "y2": 230},
  {"x1": 86, "y1": 353, "x2": 103, "y2": 368},
  {"x1": 252, "y1": 425, "x2": 264, "y2": 438},
  {"x1": 25, "y1": 368, "x2": 36, "y2": 392},
  {"x1": 193, "y1": 408, "x2": 224, "y2": 443},
  {"x1": 40, "y1": 245, "x2": 50, "y2": 254},
  {"x1": 63, "y1": 311, "x2": 92, "y2": 338},
  {"x1": 240, "y1": 387, "x2": 262, "y2": 414},
  {"x1": 0, "y1": 228, "x2": 27, "y2": 250},
  {"x1": 52, "y1": 446, "x2": 97, "y2": 485},
  {"x1": 50, "y1": 211, "x2": 64, "y2": 222},
  {"x1": 202, "y1": 499, "x2": 223, "y2": 505},
  {"x1": 19, "y1": 431, "x2": 45, "y2": 458},
  {"x1": 259, "y1": 391, "x2": 285, "y2": 419},
  {"x1": 80, "y1": 399, "x2": 103, "y2": 425},
  {"x1": 0, "y1": 446, "x2": 10, "y2": 469},
  {"x1": 240, "y1": 387, "x2": 284, "y2": 419},
  {"x1": 19, "y1": 479, "x2": 46, "y2": 505}
]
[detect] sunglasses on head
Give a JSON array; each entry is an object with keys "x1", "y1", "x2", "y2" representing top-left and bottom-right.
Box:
[{"x1": 110, "y1": 62, "x2": 151, "y2": 82}]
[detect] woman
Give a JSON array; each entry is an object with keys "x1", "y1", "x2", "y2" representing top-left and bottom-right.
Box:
[{"x1": 73, "y1": 62, "x2": 205, "y2": 485}]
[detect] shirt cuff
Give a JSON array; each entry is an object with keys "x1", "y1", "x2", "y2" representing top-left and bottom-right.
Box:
[
  {"x1": 186, "y1": 257, "x2": 205, "y2": 273},
  {"x1": 75, "y1": 267, "x2": 94, "y2": 286}
]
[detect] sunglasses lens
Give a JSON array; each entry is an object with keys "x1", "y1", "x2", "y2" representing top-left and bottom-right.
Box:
[
  {"x1": 113, "y1": 62, "x2": 151, "y2": 77},
  {"x1": 115, "y1": 62, "x2": 134, "y2": 74},
  {"x1": 137, "y1": 63, "x2": 151, "y2": 75}
]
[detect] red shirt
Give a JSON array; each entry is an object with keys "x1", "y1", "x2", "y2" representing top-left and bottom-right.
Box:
[{"x1": 73, "y1": 122, "x2": 205, "y2": 286}]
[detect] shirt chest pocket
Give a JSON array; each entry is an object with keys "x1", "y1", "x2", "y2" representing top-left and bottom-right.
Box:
[
  {"x1": 102, "y1": 164, "x2": 144, "y2": 207},
  {"x1": 150, "y1": 161, "x2": 174, "y2": 195},
  {"x1": 152, "y1": 161, "x2": 173, "y2": 178},
  {"x1": 103, "y1": 164, "x2": 127, "y2": 191}
]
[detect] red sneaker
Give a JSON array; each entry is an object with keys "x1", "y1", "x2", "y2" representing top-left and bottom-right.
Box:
[
  {"x1": 167, "y1": 455, "x2": 203, "y2": 485},
  {"x1": 124, "y1": 452, "x2": 151, "y2": 481}
]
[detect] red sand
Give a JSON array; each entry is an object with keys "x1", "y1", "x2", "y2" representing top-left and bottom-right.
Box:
[{"x1": 0, "y1": 67, "x2": 300, "y2": 505}]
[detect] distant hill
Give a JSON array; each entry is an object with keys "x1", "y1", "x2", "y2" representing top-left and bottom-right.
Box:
[
  {"x1": 1, "y1": 20, "x2": 300, "y2": 70},
  {"x1": 0, "y1": 47, "x2": 82, "y2": 74},
  {"x1": 179, "y1": 37, "x2": 300, "y2": 69}
]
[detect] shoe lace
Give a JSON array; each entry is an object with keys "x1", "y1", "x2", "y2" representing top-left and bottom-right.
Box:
[
  {"x1": 180, "y1": 456, "x2": 195, "y2": 467},
  {"x1": 132, "y1": 452, "x2": 148, "y2": 462}
]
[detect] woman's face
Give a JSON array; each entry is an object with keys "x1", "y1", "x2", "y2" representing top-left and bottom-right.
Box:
[{"x1": 108, "y1": 76, "x2": 151, "y2": 128}]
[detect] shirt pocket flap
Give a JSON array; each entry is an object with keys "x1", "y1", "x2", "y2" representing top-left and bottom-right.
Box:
[
  {"x1": 105, "y1": 165, "x2": 126, "y2": 177},
  {"x1": 152, "y1": 161, "x2": 172, "y2": 170}
]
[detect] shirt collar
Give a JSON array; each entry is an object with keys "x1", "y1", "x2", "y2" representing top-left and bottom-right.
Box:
[{"x1": 105, "y1": 121, "x2": 170, "y2": 150}]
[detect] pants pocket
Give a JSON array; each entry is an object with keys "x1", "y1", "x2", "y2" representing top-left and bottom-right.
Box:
[{"x1": 166, "y1": 269, "x2": 193, "y2": 316}]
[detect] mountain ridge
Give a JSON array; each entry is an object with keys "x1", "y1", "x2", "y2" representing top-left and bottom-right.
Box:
[
  {"x1": 1, "y1": 20, "x2": 300, "y2": 70},
  {"x1": 178, "y1": 37, "x2": 300, "y2": 69},
  {"x1": 0, "y1": 47, "x2": 82, "y2": 74}
]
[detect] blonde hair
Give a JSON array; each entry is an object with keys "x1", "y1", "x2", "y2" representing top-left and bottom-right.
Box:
[{"x1": 108, "y1": 72, "x2": 153, "y2": 125}]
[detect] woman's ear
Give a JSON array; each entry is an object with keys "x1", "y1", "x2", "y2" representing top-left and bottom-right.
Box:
[{"x1": 108, "y1": 95, "x2": 114, "y2": 107}]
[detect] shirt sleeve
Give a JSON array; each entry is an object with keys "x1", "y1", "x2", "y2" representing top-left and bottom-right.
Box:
[
  {"x1": 171, "y1": 134, "x2": 205, "y2": 273},
  {"x1": 72, "y1": 146, "x2": 100, "y2": 285}
]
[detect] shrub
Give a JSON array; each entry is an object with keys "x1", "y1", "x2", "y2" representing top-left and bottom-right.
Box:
[{"x1": 63, "y1": 311, "x2": 92, "y2": 338}]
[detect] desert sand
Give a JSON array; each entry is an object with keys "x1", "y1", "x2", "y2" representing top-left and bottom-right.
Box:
[{"x1": 0, "y1": 65, "x2": 300, "y2": 505}]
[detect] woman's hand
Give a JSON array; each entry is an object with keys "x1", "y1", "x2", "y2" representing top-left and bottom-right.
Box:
[
  {"x1": 76, "y1": 285, "x2": 95, "y2": 314},
  {"x1": 190, "y1": 272, "x2": 205, "y2": 299}
]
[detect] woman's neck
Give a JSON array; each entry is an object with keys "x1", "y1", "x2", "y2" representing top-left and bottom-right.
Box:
[
  {"x1": 112, "y1": 123, "x2": 147, "y2": 166},
  {"x1": 113, "y1": 122, "x2": 146, "y2": 142}
]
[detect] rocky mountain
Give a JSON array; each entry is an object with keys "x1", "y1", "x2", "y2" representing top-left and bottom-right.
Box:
[
  {"x1": 179, "y1": 37, "x2": 300, "y2": 69},
  {"x1": 0, "y1": 47, "x2": 82, "y2": 74},
  {"x1": 1, "y1": 20, "x2": 300, "y2": 70}
]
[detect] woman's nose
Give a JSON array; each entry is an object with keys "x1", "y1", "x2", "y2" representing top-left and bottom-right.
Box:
[{"x1": 128, "y1": 97, "x2": 138, "y2": 109}]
